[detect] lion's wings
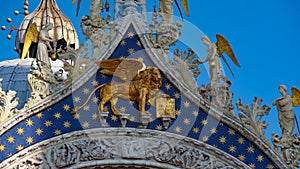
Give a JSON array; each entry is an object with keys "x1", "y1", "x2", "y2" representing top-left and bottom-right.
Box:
[
  {"x1": 96, "y1": 58, "x2": 146, "y2": 81},
  {"x1": 291, "y1": 86, "x2": 300, "y2": 107},
  {"x1": 21, "y1": 23, "x2": 39, "y2": 60}
]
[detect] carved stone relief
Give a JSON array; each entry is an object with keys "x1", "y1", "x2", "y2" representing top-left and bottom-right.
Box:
[{"x1": 2, "y1": 128, "x2": 249, "y2": 169}]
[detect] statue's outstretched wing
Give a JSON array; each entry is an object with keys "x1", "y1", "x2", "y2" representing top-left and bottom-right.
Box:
[
  {"x1": 174, "y1": 0, "x2": 190, "y2": 19},
  {"x1": 180, "y1": 0, "x2": 189, "y2": 16},
  {"x1": 216, "y1": 34, "x2": 240, "y2": 67},
  {"x1": 291, "y1": 86, "x2": 300, "y2": 107},
  {"x1": 96, "y1": 58, "x2": 146, "y2": 81},
  {"x1": 21, "y1": 23, "x2": 39, "y2": 60},
  {"x1": 215, "y1": 34, "x2": 240, "y2": 77}
]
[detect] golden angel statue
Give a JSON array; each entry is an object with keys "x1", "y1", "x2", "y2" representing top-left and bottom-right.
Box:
[
  {"x1": 72, "y1": 58, "x2": 167, "y2": 116},
  {"x1": 200, "y1": 34, "x2": 240, "y2": 88}
]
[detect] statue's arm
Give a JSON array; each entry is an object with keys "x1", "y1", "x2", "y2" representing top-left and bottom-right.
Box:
[{"x1": 201, "y1": 45, "x2": 216, "y2": 63}]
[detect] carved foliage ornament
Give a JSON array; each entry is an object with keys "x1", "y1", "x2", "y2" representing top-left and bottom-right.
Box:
[
  {"x1": 236, "y1": 97, "x2": 271, "y2": 143},
  {"x1": 0, "y1": 79, "x2": 19, "y2": 124}
]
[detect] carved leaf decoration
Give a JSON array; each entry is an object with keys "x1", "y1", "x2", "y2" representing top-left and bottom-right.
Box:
[
  {"x1": 216, "y1": 34, "x2": 240, "y2": 67},
  {"x1": 96, "y1": 58, "x2": 146, "y2": 81},
  {"x1": 21, "y1": 23, "x2": 39, "y2": 60},
  {"x1": 238, "y1": 113, "x2": 250, "y2": 125},
  {"x1": 291, "y1": 86, "x2": 300, "y2": 107}
]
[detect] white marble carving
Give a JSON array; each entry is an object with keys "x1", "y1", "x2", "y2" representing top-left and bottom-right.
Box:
[
  {"x1": 0, "y1": 79, "x2": 19, "y2": 124},
  {"x1": 236, "y1": 97, "x2": 271, "y2": 142}
]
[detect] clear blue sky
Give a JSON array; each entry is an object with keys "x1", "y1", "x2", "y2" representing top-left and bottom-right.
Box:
[{"x1": 0, "y1": 0, "x2": 299, "y2": 141}]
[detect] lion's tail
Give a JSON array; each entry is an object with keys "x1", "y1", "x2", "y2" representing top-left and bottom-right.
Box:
[{"x1": 71, "y1": 84, "x2": 105, "y2": 114}]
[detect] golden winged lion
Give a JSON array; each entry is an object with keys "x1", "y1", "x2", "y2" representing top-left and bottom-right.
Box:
[{"x1": 71, "y1": 58, "x2": 163, "y2": 115}]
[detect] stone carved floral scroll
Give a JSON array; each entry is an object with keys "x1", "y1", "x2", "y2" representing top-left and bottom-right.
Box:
[{"x1": 236, "y1": 97, "x2": 271, "y2": 142}]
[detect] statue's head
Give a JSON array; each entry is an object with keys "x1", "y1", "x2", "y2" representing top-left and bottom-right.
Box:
[
  {"x1": 278, "y1": 85, "x2": 287, "y2": 95},
  {"x1": 201, "y1": 36, "x2": 211, "y2": 45}
]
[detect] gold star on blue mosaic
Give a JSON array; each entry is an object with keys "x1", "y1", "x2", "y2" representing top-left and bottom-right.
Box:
[
  {"x1": 26, "y1": 137, "x2": 34, "y2": 144},
  {"x1": 74, "y1": 96, "x2": 81, "y2": 103},
  {"x1": 127, "y1": 32, "x2": 134, "y2": 38},
  {"x1": 26, "y1": 119, "x2": 34, "y2": 126},
  {"x1": 36, "y1": 113, "x2": 43, "y2": 119},
  {"x1": 202, "y1": 136, "x2": 209, "y2": 142},
  {"x1": 156, "y1": 125, "x2": 163, "y2": 131},
  {"x1": 83, "y1": 88, "x2": 90, "y2": 95},
  {"x1": 193, "y1": 127, "x2": 199, "y2": 134},
  {"x1": 82, "y1": 121, "x2": 90, "y2": 129},
  {"x1": 173, "y1": 92, "x2": 180, "y2": 99},
  {"x1": 249, "y1": 163, "x2": 255, "y2": 169},
  {"x1": 239, "y1": 154, "x2": 246, "y2": 161},
  {"x1": 219, "y1": 136, "x2": 226, "y2": 144},
  {"x1": 0, "y1": 145, "x2": 5, "y2": 152},
  {"x1": 16, "y1": 128, "x2": 24, "y2": 135}
]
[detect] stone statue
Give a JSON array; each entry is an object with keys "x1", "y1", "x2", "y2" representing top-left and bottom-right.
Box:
[
  {"x1": 114, "y1": 0, "x2": 121, "y2": 19},
  {"x1": 159, "y1": 0, "x2": 174, "y2": 25},
  {"x1": 90, "y1": 0, "x2": 103, "y2": 21},
  {"x1": 36, "y1": 23, "x2": 55, "y2": 68},
  {"x1": 271, "y1": 85, "x2": 300, "y2": 168},
  {"x1": 24, "y1": 23, "x2": 66, "y2": 109},
  {"x1": 158, "y1": 0, "x2": 190, "y2": 25},
  {"x1": 201, "y1": 36, "x2": 222, "y2": 89},
  {"x1": 272, "y1": 85, "x2": 295, "y2": 141},
  {"x1": 200, "y1": 34, "x2": 240, "y2": 91}
]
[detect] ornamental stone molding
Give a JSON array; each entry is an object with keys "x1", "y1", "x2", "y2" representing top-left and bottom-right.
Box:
[{"x1": 1, "y1": 128, "x2": 250, "y2": 169}]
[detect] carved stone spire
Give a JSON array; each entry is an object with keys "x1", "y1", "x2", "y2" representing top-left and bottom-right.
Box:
[{"x1": 15, "y1": 0, "x2": 79, "y2": 58}]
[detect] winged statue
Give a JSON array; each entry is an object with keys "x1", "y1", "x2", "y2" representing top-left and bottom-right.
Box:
[
  {"x1": 72, "y1": 58, "x2": 166, "y2": 116},
  {"x1": 201, "y1": 34, "x2": 240, "y2": 80}
]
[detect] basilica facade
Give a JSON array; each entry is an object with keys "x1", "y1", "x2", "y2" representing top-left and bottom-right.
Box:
[{"x1": 0, "y1": 0, "x2": 298, "y2": 168}]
